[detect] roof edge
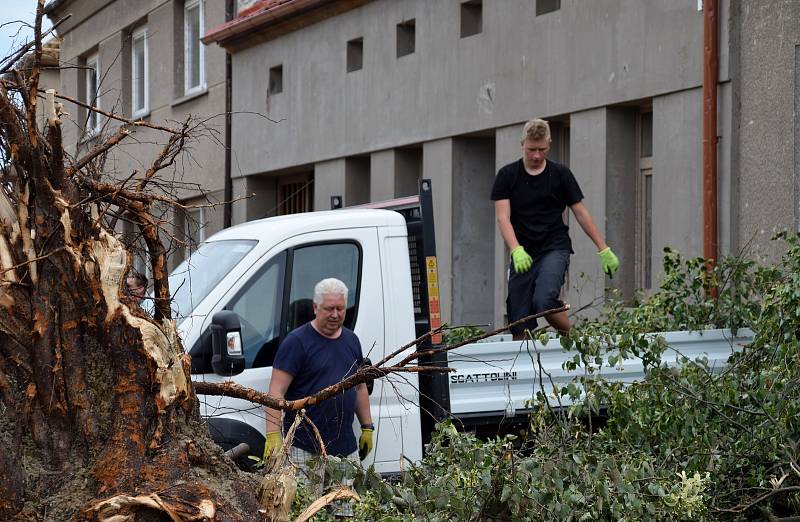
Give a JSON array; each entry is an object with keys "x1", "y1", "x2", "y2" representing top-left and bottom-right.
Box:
[
  {"x1": 203, "y1": 0, "x2": 326, "y2": 46},
  {"x1": 203, "y1": 0, "x2": 372, "y2": 53},
  {"x1": 43, "y1": 0, "x2": 70, "y2": 15}
]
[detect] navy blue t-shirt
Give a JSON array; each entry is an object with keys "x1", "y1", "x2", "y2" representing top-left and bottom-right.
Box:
[{"x1": 273, "y1": 323, "x2": 363, "y2": 456}]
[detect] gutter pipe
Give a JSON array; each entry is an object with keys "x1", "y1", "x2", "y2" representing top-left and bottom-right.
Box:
[
  {"x1": 703, "y1": 0, "x2": 719, "y2": 268},
  {"x1": 223, "y1": 0, "x2": 233, "y2": 228}
]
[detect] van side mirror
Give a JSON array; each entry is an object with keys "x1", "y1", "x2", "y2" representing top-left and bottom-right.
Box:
[{"x1": 210, "y1": 311, "x2": 245, "y2": 376}]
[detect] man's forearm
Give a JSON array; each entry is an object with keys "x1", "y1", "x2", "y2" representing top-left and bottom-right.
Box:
[
  {"x1": 572, "y1": 204, "x2": 607, "y2": 251},
  {"x1": 266, "y1": 368, "x2": 294, "y2": 434},
  {"x1": 497, "y1": 217, "x2": 520, "y2": 251},
  {"x1": 354, "y1": 384, "x2": 372, "y2": 425},
  {"x1": 265, "y1": 406, "x2": 282, "y2": 433},
  {"x1": 495, "y1": 200, "x2": 521, "y2": 251}
]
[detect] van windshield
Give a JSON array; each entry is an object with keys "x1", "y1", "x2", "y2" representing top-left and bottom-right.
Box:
[{"x1": 169, "y1": 240, "x2": 257, "y2": 321}]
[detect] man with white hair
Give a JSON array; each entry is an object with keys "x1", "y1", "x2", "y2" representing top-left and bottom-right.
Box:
[{"x1": 264, "y1": 278, "x2": 373, "y2": 517}]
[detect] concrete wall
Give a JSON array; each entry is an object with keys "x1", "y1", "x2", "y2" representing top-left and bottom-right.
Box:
[
  {"x1": 652, "y1": 88, "x2": 704, "y2": 274},
  {"x1": 314, "y1": 159, "x2": 346, "y2": 211},
  {"x1": 733, "y1": 0, "x2": 800, "y2": 261},
  {"x1": 47, "y1": 0, "x2": 228, "y2": 267},
  {"x1": 605, "y1": 108, "x2": 637, "y2": 300},
  {"x1": 451, "y1": 137, "x2": 495, "y2": 327},
  {"x1": 422, "y1": 138, "x2": 453, "y2": 324},
  {"x1": 345, "y1": 156, "x2": 371, "y2": 206},
  {"x1": 493, "y1": 125, "x2": 523, "y2": 329},
  {"x1": 567, "y1": 109, "x2": 608, "y2": 314},
  {"x1": 231, "y1": 0, "x2": 709, "y2": 177},
  {"x1": 225, "y1": 0, "x2": 734, "y2": 328}
]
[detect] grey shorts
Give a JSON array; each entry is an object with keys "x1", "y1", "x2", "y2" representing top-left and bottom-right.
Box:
[{"x1": 506, "y1": 249, "x2": 570, "y2": 336}]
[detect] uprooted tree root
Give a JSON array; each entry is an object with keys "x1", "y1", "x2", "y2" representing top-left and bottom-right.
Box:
[{"x1": 0, "y1": 2, "x2": 262, "y2": 519}]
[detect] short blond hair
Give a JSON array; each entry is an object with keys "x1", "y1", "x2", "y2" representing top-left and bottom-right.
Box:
[{"x1": 521, "y1": 118, "x2": 551, "y2": 143}]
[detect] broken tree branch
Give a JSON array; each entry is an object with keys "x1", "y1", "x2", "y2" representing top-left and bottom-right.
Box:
[
  {"x1": 66, "y1": 127, "x2": 130, "y2": 177},
  {"x1": 36, "y1": 90, "x2": 183, "y2": 135},
  {"x1": 194, "y1": 306, "x2": 568, "y2": 411}
]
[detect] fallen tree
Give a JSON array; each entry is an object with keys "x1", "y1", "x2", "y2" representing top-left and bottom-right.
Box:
[
  {"x1": 0, "y1": 3, "x2": 267, "y2": 520},
  {"x1": 0, "y1": 6, "x2": 523, "y2": 519}
]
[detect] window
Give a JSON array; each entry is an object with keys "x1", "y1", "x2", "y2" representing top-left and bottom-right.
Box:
[
  {"x1": 131, "y1": 27, "x2": 149, "y2": 117},
  {"x1": 286, "y1": 242, "x2": 361, "y2": 334},
  {"x1": 185, "y1": 206, "x2": 207, "y2": 255},
  {"x1": 227, "y1": 252, "x2": 286, "y2": 368},
  {"x1": 169, "y1": 240, "x2": 256, "y2": 320},
  {"x1": 277, "y1": 175, "x2": 312, "y2": 215},
  {"x1": 184, "y1": 0, "x2": 205, "y2": 95},
  {"x1": 85, "y1": 52, "x2": 100, "y2": 133},
  {"x1": 219, "y1": 241, "x2": 361, "y2": 369},
  {"x1": 536, "y1": 0, "x2": 561, "y2": 16},
  {"x1": 269, "y1": 64, "x2": 283, "y2": 94},
  {"x1": 637, "y1": 111, "x2": 653, "y2": 289},
  {"x1": 460, "y1": 0, "x2": 482, "y2": 38},
  {"x1": 347, "y1": 37, "x2": 363, "y2": 72},
  {"x1": 396, "y1": 19, "x2": 415, "y2": 57}
]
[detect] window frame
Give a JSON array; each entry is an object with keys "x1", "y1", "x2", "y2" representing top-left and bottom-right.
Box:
[
  {"x1": 535, "y1": 0, "x2": 561, "y2": 16},
  {"x1": 268, "y1": 64, "x2": 283, "y2": 95},
  {"x1": 183, "y1": 0, "x2": 206, "y2": 96},
  {"x1": 635, "y1": 110, "x2": 654, "y2": 290},
  {"x1": 131, "y1": 26, "x2": 149, "y2": 118},
  {"x1": 185, "y1": 206, "x2": 207, "y2": 257},
  {"x1": 280, "y1": 239, "x2": 364, "y2": 340},
  {"x1": 460, "y1": 0, "x2": 483, "y2": 38},
  {"x1": 396, "y1": 19, "x2": 416, "y2": 58},
  {"x1": 85, "y1": 52, "x2": 101, "y2": 134},
  {"x1": 224, "y1": 250, "x2": 287, "y2": 369},
  {"x1": 346, "y1": 37, "x2": 364, "y2": 73}
]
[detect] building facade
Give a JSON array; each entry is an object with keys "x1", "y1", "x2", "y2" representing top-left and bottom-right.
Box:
[
  {"x1": 45, "y1": 0, "x2": 229, "y2": 271},
  {"x1": 44, "y1": 0, "x2": 799, "y2": 332},
  {"x1": 203, "y1": 0, "x2": 800, "y2": 330}
]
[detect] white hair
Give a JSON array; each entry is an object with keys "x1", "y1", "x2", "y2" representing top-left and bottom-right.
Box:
[{"x1": 313, "y1": 278, "x2": 348, "y2": 305}]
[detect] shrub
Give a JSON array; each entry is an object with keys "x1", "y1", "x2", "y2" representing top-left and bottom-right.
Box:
[{"x1": 290, "y1": 234, "x2": 800, "y2": 520}]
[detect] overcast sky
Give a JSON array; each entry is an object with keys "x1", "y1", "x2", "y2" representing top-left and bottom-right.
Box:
[{"x1": 1, "y1": 4, "x2": 54, "y2": 62}]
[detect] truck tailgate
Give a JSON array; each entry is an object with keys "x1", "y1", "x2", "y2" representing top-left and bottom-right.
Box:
[{"x1": 447, "y1": 328, "x2": 753, "y2": 416}]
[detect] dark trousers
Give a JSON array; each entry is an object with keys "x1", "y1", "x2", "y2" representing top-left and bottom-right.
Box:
[{"x1": 506, "y1": 249, "x2": 570, "y2": 336}]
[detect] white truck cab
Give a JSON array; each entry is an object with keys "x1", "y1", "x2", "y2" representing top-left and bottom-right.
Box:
[{"x1": 173, "y1": 208, "x2": 424, "y2": 473}]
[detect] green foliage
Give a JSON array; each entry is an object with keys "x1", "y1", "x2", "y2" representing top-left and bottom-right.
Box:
[
  {"x1": 345, "y1": 420, "x2": 713, "y2": 521},
  {"x1": 442, "y1": 324, "x2": 486, "y2": 345},
  {"x1": 287, "y1": 234, "x2": 800, "y2": 520}
]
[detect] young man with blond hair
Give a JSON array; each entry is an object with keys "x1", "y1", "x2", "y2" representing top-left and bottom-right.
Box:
[{"x1": 492, "y1": 118, "x2": 619, "y2": 338}]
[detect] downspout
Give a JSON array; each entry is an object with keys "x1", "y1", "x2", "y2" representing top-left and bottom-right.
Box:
[
  {"x1": 702, "y1": 0, "x2": 718, "y2": 269},
  {"x1": 223, "y1": 0, "x2": 234, "y2": 228}
]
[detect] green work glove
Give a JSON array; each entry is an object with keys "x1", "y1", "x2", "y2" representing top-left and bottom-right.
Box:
[
  {"x1": 263, "y1": 431, "x2": 282, "y2": 461},
  {"x1": 598, "y1": 247, "x2": 620, "y2": 277},
  {"x1": 358, "y1": 428, "x2": 374, "y2": 460},
  {"x1": 510, "y1": 246, "x2": 533, "y2": 274}
]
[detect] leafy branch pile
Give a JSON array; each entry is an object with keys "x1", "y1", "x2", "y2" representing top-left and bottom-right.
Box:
[{"x1": 293, "y1": 234, "x2": 800, "y2": 521}]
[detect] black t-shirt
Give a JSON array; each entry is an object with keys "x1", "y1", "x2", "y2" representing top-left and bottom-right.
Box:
[{"x1": 490, "y1": 159, "x2": 584, "y2": 257}]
